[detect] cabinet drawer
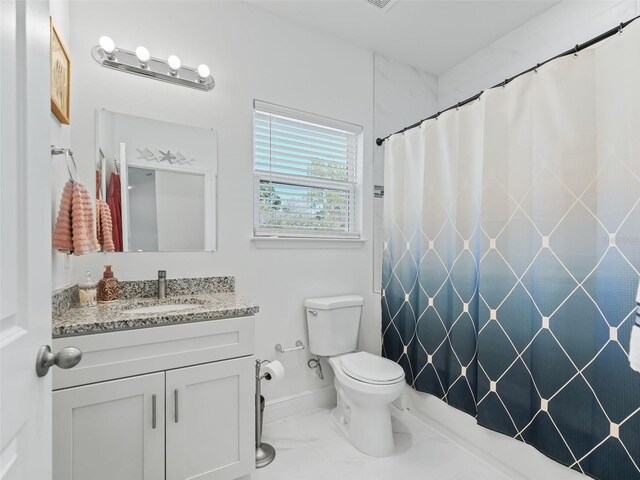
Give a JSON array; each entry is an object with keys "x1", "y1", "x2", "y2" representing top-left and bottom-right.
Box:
[{"x1": 53, "y1": 316, "x2": 254, "y2": 390}]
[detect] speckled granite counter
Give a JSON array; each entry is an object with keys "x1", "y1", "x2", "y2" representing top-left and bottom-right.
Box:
[
  {"x1": 53, "y1": 292, "x2": 259, "y2": 337},
  {"x1": 52, "y1": 277, "x2": 258, "y2": 338}
]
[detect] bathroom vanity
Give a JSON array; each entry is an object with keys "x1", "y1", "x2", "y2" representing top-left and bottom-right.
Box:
[{"x1": 51, "y1": 277, "x2": 258, "y2": 480}]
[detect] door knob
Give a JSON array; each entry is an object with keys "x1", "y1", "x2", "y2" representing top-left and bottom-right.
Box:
[{"x1": 35, "y1": 345, "x2": 82, "y2": 377}]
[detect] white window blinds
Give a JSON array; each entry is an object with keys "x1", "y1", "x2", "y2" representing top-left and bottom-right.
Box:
[{"x1": 253, "y1": 100, "x2": 362, "y2": 238}]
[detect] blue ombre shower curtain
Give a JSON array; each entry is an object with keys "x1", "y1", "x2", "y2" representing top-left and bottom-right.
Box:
[{"x1": 382, "y1": 20, "x2": 640, "y2": 480}]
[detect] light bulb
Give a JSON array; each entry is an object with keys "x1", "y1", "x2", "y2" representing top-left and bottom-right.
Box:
[
  {"x1": 99, "y1": 35, "x2": 115, "y2": 57},
  {"x1": 135, "y1": 46, "x2": 150, "y2": 66},
  {"x1": 167, "y1": 55, "x2": 181, "y2": 75},
  {"x1": 197, "y1": 64, "x2": 210, "y2": 81}
]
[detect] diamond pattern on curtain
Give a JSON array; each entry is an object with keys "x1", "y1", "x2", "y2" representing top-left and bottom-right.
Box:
[
  {"x1": 382, "y1": 101, "x2": 484, "y2": 416},
  {"x1": 382, "y1": 20, "x2": 640, "y2": 480}
]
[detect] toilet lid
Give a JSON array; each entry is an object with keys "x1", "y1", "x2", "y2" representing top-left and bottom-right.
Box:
[{"x1": 341, "y1": 352, "x2": 405, "y2": 385}]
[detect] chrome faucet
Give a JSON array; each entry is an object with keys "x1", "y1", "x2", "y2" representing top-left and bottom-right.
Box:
[{"x1": 158, "y1": 270, "x2": 167, "y2": 300}]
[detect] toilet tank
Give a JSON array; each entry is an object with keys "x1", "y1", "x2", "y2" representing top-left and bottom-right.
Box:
[{"x1": 305, "y1": 295, "x2": 364, "y2": 356}]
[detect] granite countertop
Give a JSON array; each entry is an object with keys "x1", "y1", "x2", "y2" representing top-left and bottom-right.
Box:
[{"x1": 52, "y1": 292, "x2": 259, "y2": 338}]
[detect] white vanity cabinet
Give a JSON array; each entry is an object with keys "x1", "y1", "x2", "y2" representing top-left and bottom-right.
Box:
[
  {"x1": 166, "y1": 358, "x2": 254, "y2": 480},
  {"x1": 52, "y1": 316, "x2": 255, "y2": 480},
  {"x1": 53, "y1": 372, "x2": 166, "y2": 480}
]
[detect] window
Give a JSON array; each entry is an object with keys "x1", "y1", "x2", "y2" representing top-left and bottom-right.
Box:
[{"x1": 253, "y1": 100, "x2": 362, "y2": 239}]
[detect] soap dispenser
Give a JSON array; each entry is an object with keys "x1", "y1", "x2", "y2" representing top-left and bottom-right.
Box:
[
  {"x1": 97, "y1": 265, "x2": 120, "y2": 304},
  {"x1": 78, "y1": 270, "x2": 97, "y2": 307}
]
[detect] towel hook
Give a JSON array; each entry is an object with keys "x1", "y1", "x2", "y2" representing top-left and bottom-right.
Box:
[
  {"x1": 65, "y1": 150, "x2": 80, "y2": 183},
  {"x1": 51, "y1": 145, "x2": 80, "y2": 183}
]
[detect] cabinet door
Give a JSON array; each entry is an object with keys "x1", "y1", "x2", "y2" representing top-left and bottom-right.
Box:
[
  {"x1": 166, "y1": 356, "x2": 254, "y2": 480},
  {"x1": 53, "y1": 372, "x2": 165, "y2": 480}
]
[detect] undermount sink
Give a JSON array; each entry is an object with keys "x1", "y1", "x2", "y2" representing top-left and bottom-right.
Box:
[{"x1": 123, "y1": 304, "x2": 199, "y2": 315}]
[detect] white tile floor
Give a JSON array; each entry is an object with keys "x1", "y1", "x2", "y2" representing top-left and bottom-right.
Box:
[{"x1": 253, "y1": 408, "x2": 510, "y2": 480}]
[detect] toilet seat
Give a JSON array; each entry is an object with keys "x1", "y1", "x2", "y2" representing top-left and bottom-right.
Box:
[{"x1": 340, "y1": 352, "x2": 405, "y2": 385}]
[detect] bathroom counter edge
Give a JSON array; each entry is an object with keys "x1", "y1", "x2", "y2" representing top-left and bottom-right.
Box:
[{"x1": 52, "y1": 292, "x2": 259, "y2": 338}]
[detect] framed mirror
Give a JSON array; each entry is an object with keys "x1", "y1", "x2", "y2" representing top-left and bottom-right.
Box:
[{"x1": 96, "y1": 109, "x2": 217, "y2": 252}]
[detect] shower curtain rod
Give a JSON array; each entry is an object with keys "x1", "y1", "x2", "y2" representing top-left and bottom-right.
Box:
[{"x1": 375, "y1": 14, "x2": 640, "y2": 146}]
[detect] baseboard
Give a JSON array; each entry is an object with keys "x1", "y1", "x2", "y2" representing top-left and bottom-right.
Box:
[
  {"x1": 404, "y1": 387, "x2": 585, "y2": 480},
  {"x1": 263, "y1": 385, "x2": 337, "y2": 424}
]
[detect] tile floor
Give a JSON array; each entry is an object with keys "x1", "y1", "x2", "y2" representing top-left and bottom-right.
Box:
[{"x1": 253, "y1": 408, "x2": 510, "y2": 480}]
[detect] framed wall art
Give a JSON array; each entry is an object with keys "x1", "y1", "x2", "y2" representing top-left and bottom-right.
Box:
[{"x1": 50, "y1": 20, "x2": 71, "y2": 125}]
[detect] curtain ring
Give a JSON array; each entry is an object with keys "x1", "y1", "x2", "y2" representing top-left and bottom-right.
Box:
[
  {"x1": 573, "y1": 44, "x2": 579, "y2": 57},
  {"x1": 619, "y1": 22, "x2": 624, "y2": 34},
  {"x1": 534, "y1": 63, "x2": 541, "y2": 73},
  {"x1": 502, "y1": 79, "x2": 508, "y2": 88}
]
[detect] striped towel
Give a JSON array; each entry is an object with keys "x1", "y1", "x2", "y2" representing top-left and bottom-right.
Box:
[
  {"x1": 629, "y1": 279, "x2": 640, "y2": 373},
  {"x1": 96, "y1": 198, "x2": 115, "y2": 252},
  {"x1": 52, "y1": 181, "x2": 74, "y2": 253},
  {"x1": 52, "y1": 180, "x2": 100, "y2": 256}
]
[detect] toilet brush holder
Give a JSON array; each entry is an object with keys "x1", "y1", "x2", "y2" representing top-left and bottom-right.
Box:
[{"x1": 255, "y1": 359, "x2": 276, "y2": 468}]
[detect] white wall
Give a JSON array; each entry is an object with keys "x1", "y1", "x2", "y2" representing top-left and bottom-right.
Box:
[
  {"x1": 49, "y1": 0, "x2": 443, "y2": 412},
  {"x1": 65, "y1": 0, "x2": 377, "y2": 404},
  {"x1": 127, "y1": 167, "x2": 159, "y2": 251},
  {"x1": 50, "y1": 0, "x2": 73, "y2": 291},
  {"x1": 155, "y1": 171, "x2": 206, "y2": 252},
  {"x1": 438, "y1": 0, "x2": 640, "y2": 110}
]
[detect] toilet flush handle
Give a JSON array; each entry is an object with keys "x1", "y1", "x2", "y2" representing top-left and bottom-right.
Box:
[{"x1": 308, "y1": 310, "x2": 318, "y2": 316}]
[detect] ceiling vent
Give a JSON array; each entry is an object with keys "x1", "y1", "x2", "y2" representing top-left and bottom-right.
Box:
[{"x1": 363, "y1": 0, "x2": 399, "y2": 13}]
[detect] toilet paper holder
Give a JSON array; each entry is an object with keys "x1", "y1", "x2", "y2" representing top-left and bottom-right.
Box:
[{"x1": 275, "y1": 340, "x2": 305, "y2": 353}]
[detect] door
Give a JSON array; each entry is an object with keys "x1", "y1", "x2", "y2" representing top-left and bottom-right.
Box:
[
  {"x1": 53, "y1": 372, "x2": 165, "y2": 480},
  {"x1": 0, "y1": 1, "x2": 53, "y2": 479},
  {"x1": 166, "y1": 357, "x2": 254, "y2": 480}
]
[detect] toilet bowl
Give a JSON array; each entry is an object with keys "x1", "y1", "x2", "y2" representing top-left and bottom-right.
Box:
[
  {"x1": 304, "y1": 295, "x2": 405, "y2": 457},
  {"x1": 328, "y1": 351, "x2": 405, "y2": 457}
]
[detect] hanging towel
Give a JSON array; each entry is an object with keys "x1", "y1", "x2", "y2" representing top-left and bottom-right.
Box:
[
  {"x1": 71, "y1": 182, "x2": 100, "y2": 256},
  {"x1": 96, "y1": 198, "x2": 115, "y2": 252},
  {"x1": 629, "y1": 280, "x2": 640, "y2": 373},
  {"x1": 52, "y1": 180, "x2": 100, "y2": 256},
  {"x1": 96, "y1": 169, "x2": 101, "y2": 201},
  {"x1": 52, "y1": 181, "x2": 74, "y2": 253},
  {"x1": 106, "y1": 172, "x2": 123, "y2": 252}
]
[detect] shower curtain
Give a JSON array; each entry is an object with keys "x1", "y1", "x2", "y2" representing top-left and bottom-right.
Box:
[{"x1": 382, "y1": 21, "x2": 640, "y2": 480}]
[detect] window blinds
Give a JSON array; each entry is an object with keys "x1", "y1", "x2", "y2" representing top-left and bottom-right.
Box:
[{"x1": 253, "y1": 101, "x2": 361, "y2": 238}]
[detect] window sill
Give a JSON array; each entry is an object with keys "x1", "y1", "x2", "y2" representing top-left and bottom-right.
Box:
[{"x1": 251, "y1": 237, "x2": 366, "y2": 249}]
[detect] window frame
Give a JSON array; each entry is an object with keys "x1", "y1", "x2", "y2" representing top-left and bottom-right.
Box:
[{"x1": 252, "y1": 100, "x2": 363, "y2": 240}]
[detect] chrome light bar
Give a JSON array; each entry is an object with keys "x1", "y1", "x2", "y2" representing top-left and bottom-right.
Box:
[{"x1": 91, "y1": 38, "x2": 215, "y2": 92}]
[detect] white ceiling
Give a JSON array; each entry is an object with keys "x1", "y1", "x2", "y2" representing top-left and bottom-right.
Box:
[{"x1": 248, "y1": 0, "x2": 560, "y2": 74}]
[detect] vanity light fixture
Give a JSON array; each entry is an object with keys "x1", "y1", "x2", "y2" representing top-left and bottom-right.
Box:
[
  {"x1": 135, "y1": 46, "x2": 150, "y2": 68},
  {"x1": 197, "y1": 64, "x2": 210, "y2": 83},
  {"x1": 99, "y1": 35, "x2": 116, "y2": 60},
  {"x1": 167, "y1": 55, "x2": 181, "y2": 76},
  {"x1": 91, "y1": 36, "x2": 215, "y2": 91}
]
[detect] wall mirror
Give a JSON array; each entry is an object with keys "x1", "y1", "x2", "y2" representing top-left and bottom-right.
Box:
[{"x1": 96, "y1": 109, "x2": 217, "y2": 252}]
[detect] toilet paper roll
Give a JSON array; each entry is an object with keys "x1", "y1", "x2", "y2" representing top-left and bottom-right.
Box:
[{"x1": 263, "y1": 360, "x2": 285, "y2": 382}]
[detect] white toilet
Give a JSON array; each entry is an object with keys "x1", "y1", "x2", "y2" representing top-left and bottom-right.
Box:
[{"x1": 305, "y1": 295, "x2": 405, "y2": 457}]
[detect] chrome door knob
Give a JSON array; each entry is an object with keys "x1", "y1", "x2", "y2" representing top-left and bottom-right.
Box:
[{"x1": 35, "y1": 345, "x2": 82, "y2": 377}]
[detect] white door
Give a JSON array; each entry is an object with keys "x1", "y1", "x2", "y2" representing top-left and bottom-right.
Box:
[
  {"x1": 0, "y1": 1, "x2": 53, "y2": 479},
  {"x1": 166, "y1": 357, "x2": 254, "y2": 480},
  {"x1": 53, "y1": 373, "x2": 165, "y2": 480}
]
